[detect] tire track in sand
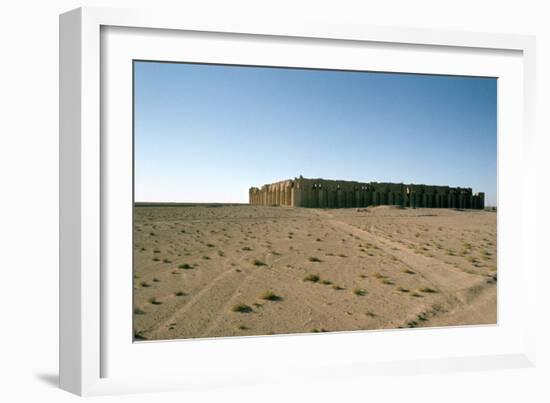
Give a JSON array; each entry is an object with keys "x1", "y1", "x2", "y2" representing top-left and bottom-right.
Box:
[
  {"x1": 146, "y1": 249, "x2": 266, "y2": 340},
  {"x1": 201, "y1": 249, "x2": 364, "y2": 336},
  {"x1": 313, "y1": 210, "x2": 487, "y2": 311}
]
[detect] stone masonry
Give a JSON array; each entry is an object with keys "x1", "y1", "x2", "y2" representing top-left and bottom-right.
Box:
[{"x1": 249, "y1": 176, "x2": 484, "y2": 209}]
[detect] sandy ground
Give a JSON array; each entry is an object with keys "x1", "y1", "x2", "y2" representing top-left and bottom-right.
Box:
[{"x1": 133, "y1": 205, "x2": 497, "y2": 341}]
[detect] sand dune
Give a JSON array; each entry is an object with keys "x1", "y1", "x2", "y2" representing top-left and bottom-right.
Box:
[{"x1": 133, "y1": 205, "x2": 496, "y2": 341}]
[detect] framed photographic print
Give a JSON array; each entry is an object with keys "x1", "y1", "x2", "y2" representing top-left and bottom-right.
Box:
[{"x1": 60, "y1": 7, "x2": 537, "y2": 396}]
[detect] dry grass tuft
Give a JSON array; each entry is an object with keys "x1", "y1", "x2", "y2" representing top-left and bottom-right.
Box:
[
  {"x1": 232, "y1": 303, "x2": 253, "y2": 313},
  {"x1": 304, "y1": 274, "x2": 320, "y2": 283},
  {"x1": 261, "y1": 291, "x2": 283, "y2": 301},
  {"x1": 353, "y1": 288, "x2": 367, "y2": 296},
  {"x1": 148, "y1": 297, "x2": 162, "y2": 305}
]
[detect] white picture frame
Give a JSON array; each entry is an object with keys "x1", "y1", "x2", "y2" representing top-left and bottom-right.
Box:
[{"x1": 59, "y1": 6, "x2": 537, "y2": 396}]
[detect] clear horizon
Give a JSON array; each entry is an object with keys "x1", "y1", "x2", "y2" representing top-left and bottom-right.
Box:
[{"x1": 134, "y1": 61, "x2": 497, "y2": 206}]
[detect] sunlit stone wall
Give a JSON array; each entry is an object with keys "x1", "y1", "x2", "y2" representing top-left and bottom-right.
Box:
[{"x1": 249, "y1": 176, "x2": 484, "y2": 209}]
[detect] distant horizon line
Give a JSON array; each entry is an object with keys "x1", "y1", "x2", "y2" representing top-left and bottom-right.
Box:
[{"x1": 134, "y1": 201, "x2": 498, "y2": 207}]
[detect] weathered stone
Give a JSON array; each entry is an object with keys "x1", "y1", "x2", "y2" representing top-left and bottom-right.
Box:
[{"x1": 249, "y1": 177, "x2": 485, "y2": 209}]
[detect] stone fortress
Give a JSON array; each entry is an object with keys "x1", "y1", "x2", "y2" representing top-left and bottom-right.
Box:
[{"x1": 249, "y1": 176, "x2": 485, "y2": 209}]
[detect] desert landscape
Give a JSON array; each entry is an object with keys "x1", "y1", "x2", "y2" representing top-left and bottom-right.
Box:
[{"x1": 133, "y1": 204, "x2": 497, "y2": 341}]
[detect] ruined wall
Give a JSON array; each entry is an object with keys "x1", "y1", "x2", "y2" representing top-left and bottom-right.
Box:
[
  {"x1": 249, "y1": 177, "x2": 485, "y2": 209},
  {"x1": 249, "y1": 179, "x2": 295, "y2": 208}
]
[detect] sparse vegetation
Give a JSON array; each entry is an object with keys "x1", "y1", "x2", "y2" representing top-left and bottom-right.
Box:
[
  {"x1": 261, "y1": 291, "x2": 283, "y2": 301},
  {"x1": 487, "y1": 273, "x2": 497, "y2": 284},
  {"x1": 304, "y1": 274, "x2": 320, "y2": 283},
  {"x1": 149, "y1": 297, "x2": 162, "y2": 305},
  {"x1": 134, "y1": 204, "x2": 496, "y2": 339},
  {"x1": 232, "y1": 303, "x2": 253, "y2": 313}
]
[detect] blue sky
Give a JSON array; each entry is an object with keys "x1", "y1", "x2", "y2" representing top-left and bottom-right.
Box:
[{"x1": 134, "y1": 61, "x2": 497, "y2": 205}]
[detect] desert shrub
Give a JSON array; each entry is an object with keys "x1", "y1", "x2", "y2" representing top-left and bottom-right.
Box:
[
  {"x1": 304, "y1": 274, "x2": 320, "y2": 283},
  {"x1": 148, "y1": 297, "x2": 162, "y2": 305},
  {"x1": 419, "y1": 287, "x2": 438, "y2": 293},
  {"x1": 261, "y1": 291, "x2": 282, "y2": 301},
  {"x1": 232, "y1": 303, "x2": 253, "y2": 313},
  {"x1": 353, "y1": 288, "x2": 367, "y2": 296}
]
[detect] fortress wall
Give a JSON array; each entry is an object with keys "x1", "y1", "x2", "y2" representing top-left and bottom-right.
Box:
[{"x1": 249, "y1": 177, "x2": 485, "y2": 209}]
